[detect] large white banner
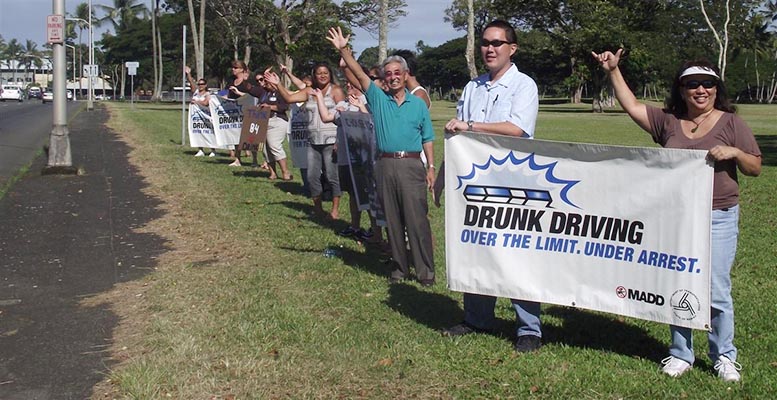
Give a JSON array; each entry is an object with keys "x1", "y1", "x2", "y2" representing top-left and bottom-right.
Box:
[
  {"x1": 188, "y1": 104, "x2": 226, "y2": 149},
  {"x1": 209, "y1": 96, "x2": 243, "y2": 147},
  {"x1": 445, "y1": 132, "x2": 714, "y2": 330}
]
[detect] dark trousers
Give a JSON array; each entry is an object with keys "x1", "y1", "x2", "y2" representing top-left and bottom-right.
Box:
[{"x1": 375, "y1": 157, "x2": 434, "y2": 281}]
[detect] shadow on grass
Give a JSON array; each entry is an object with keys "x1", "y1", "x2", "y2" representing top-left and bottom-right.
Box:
[
  {"x1": 0, "y1": 105, "x2": 168, "y2": 398},
  {"x1": 385, "y1": 283, "x2": 464, "y2": 331},
  {"x1": 383, "y1": 286, "x2": 667, "y2": 361},
  {"x1": 754, "y1": 134, "x2": 777, "y2": 166},
  {"x1": 541, "y1": 306, "x2": 666, "y2": 362}
]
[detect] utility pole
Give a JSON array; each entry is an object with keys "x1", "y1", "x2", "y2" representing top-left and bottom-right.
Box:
[
  {"x1": 88, "y1": 0, "x2": 94, "y2": 110},
  {"x1": 44, "y1": 0, "x2": 76, "y2": 174}
]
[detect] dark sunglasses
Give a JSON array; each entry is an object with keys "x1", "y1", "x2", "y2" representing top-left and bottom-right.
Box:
[
  {"x1": 480, "y1": 39, "x2": 513, "y2": 48},
  {"x1": 683, "y1": 80, "x2": 717, "y2": 89},
  {"x1": 197, "y1": 82, "x2": 207, "y2": 85}
]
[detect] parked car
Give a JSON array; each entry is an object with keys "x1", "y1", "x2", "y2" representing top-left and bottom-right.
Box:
[
  {"x1": 1, "y1": 85, "x2": 24, "y2": 102},
  {"x1": 28, "y1": 86, "x2": 42, "y2": 99},
  {"x1": 42, "y1": 89, "x2": 54, "y2": 103}
]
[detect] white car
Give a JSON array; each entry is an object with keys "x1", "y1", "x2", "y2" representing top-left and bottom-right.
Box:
[
  {"x1": 42, "y1": 90, "x2": 54, "y2": 103},
  {"x1": 41, "y1": 90, "x2": 73, "y2": 103},
  {"x1": 1, "y1": 85, "x2": 24, "y2": 102}
]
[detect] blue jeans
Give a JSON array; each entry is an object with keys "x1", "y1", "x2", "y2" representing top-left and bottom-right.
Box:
[
  {"x1": 463, "y1": 293, "x2": 541, "y2": 338},
  {"x1": 669, "y1": 205, "x2": 739, "y2": 363},
  {"x1": 306, "y1": 144, "x2": 340, "y2": 198}
]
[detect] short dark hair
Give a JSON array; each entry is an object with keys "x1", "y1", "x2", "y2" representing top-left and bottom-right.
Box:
[
  {"x1": 483, "y1": 20, "x2": 517, "y2": 44},
  {"x1": 665, "y1": 59, "x2": 735, "y2": 115},
  {"x1": 391, "y1": 49, "x2": 417, "y2": 76}
]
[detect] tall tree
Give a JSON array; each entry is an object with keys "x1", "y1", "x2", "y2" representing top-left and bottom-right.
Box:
[
  {"x1": 444, "y1": 0, "x2": 499, "y2": 34},
  {"x1": 186, "y1": 0, "x2": 206, "y2": 78},
  {"x1": 4, "y1": 39, "x2": 23, "y2": 83},
  {"x1": 72, "y1": 2, "x2": 92, "y2": 94},
  {"x1": 465, "y1": 0, "x2": 477, "y2": 79},
  {"x1": 379, "y1": 0, "x2": 388, "y2": 61},
  {"x1": 341, "y1": 0, "x2": 407, "y2": 62},
  {"x1": 96, "y1": 0, "x2": 149, "y2": 31}
]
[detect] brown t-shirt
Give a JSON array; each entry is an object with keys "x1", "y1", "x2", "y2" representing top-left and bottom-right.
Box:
[{"x1": 646, "y1": 105, "x2": 761, "y2": 210}]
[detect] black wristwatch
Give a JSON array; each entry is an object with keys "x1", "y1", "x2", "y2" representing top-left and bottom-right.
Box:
[{"x1": 467, "y1": 120, "x2": 474, "y2": 131}]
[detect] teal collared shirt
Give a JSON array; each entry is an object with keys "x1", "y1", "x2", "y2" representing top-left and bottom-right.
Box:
[{"x1": 365, "y1": 82, "x2": 434, "y2": 152}]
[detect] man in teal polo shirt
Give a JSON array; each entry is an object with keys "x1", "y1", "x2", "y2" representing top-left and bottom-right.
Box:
[{"x1": 328, "y1": 26, "x2": 437, "y2": 286}]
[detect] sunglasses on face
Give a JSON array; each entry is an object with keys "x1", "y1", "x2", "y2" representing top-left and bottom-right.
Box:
[
  {"x1": 197, "y1": 82, "x2": 206, "y2": 85},
  {"x1": 480, "y1": 39, "x2": 512, "y2": 48},
  {"x1": 683, "y1": 80, "x2": 717, "y2": 89}
]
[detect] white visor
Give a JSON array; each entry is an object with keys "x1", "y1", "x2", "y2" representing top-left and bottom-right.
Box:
[{"x1": 679, "y1": 66, "x2": 719, "y2": 80}]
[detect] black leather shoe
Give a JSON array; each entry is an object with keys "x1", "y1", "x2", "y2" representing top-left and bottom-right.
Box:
[
  {"x1": 514, "y1": 335, "x2": 542, "y2": 353},
  {"x1": 441, "y1": 322, "x2": 487, "y2": 337}
]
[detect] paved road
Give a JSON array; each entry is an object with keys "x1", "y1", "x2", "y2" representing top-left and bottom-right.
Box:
[
  {"x1": 0, "y1": 100, "x2": 83, "y2": 188},
  {"x1": 0, "y1": 104, "x2": 167, "y2": 399}
]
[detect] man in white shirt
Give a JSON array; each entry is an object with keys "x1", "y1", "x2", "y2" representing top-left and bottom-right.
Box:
[{"x1": 441, "y1": 19, "x2": 542, "y2": 353}]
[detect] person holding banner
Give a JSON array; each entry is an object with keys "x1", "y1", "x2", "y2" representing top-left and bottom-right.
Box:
[
  {"x1": 266, "y1": 63, "x2": 346, "y2": 220},
  {"x1": 312, "y1": 82, "x2": 381, "y2": 243},
  {"x1": 226, "y1": 60, "x2": 253, "y2": 167},
  {"x1": 592, "y1": 49, "x2": 761, "y2": 382},
  {"x1": 328, "y1": 26, "x2": 437, "y2": 287},
  {"x1": 185, "y1": 66, "x2": 217, "y2": 158},
  {"x1": 231, "y1": 69, "x2": 293, "y2": 181},
  {"x1": 440, "y1": 20, "x2": 542, "y2": 353}
]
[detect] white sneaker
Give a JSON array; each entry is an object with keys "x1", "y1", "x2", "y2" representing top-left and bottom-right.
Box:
[
  {"x1": 661, "y1": 356, "x2": 692, "y2": 377},
  {"x1": 713, "y1": 356, "x2": 741, "y2": 382},
  {"x1": 194, "y1": 149, "x2": 205, "y2": 157},
  {"x1": 208, "y1": 152, "x2": 216, "y2": 157}
]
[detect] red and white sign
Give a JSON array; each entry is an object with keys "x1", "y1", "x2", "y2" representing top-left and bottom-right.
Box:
[{"x1": 47, "y1": 15, "x2": 65, "y2": 44}]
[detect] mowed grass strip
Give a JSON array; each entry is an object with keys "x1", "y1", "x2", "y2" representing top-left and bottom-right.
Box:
[{"x1": 104, "y1": 100, "x2": 776, "y2": 399}]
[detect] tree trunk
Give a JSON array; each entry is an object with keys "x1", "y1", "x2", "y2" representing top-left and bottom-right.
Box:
[
  {"x1": 465, "y1": 0, "x2": 477, "y2": 79},
  {"x1": 156, "y1": 8, "x2": 164, "y2": 100},
  {"x1": 378, "y1": 0, "x2": 388, "y2": 62},
  {"x1": 151, "y1": 0, "x2": 160, "y2": 101},
  {"x1": 699, "y1": 0, "x2": 730, "y2": 80},
  {"x1": 187, "y1": 0, "x2": 206, "y2": 78}
]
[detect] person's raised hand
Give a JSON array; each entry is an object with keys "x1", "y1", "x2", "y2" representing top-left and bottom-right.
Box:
[
  {"x1": 184, "y1": 66, "x2": 191, "y2": 75},
  {"x1": 311, "y1": 88, "x2": 322, "y2": 98},
  {"x1": 327, "y1": 26, "x2": 350, "y2": 50},
  {"x1": 279, "y1": 64, "x2": 288, "y2": 75},
  {"x1": 264, "y1": 71, "x2": 280, "y2": 86},
  {"x1": 592, "y1": 48, "x2": 623, "y2": 73}
]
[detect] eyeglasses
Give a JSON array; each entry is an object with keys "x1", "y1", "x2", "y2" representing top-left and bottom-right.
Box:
[
  {"x1": 480, "y1": 39, "x2": 513, "y2": 48},
  {"x1": 684, "y1": 80, "x2": 717, "y2": 89},
  {"x1": 197, "y1": 82, "x2": 207, "y2": 85}
]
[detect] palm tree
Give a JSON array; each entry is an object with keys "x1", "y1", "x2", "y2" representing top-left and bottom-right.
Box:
[
  {"x1": 20, "y1": 40, "x2": 43, "y2": 86},
  {"x1": 4, "y1": 39, "x2": 23, "y2": 84},
  {"x1": 72, "y1": 2, "x2": 92, "y2": 94},
  {"x1": 96, "y1": 0, "x2": 148, "y2": 31}
]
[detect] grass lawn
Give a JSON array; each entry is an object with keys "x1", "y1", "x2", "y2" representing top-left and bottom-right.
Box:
[{"x1": 102, "y1": 100, "x2": 776, "y2": 399}]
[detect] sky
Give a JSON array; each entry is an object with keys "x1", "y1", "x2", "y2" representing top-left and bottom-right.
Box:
[{"x1": 0, "y1": 0, "x2": 462, "y2": 55}]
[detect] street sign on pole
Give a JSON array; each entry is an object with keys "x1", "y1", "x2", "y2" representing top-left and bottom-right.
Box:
[
  {"x1": 83, "y1": 64, "x2": 98, "y2": 77},
  {"x1": 47, "y1": 15, "x2": 65, "y2": 44}
]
